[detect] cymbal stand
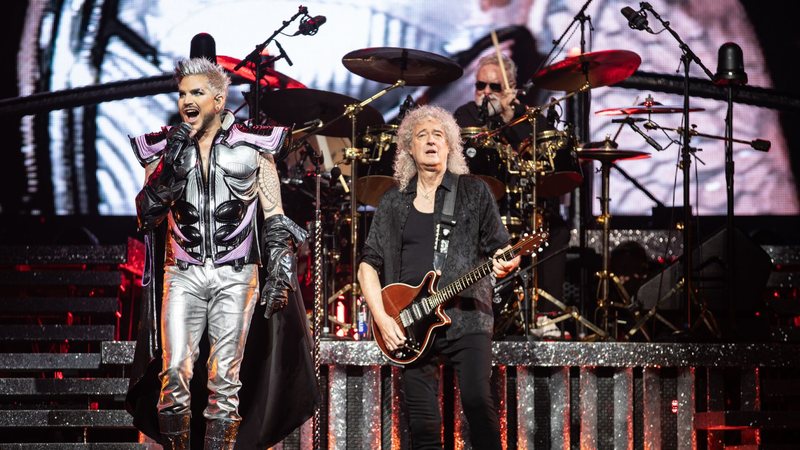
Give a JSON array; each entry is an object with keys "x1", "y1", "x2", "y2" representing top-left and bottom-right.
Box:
[
  {"x1": 515, "y1": 246, "x2": 608, "y2": 340},
  {"x1": 340, "y1": 80, "x2": 406, "y2": 332},
  {"x1": 506, "y1": 92, "x2": 602, "y2": 339},
  {"x1": 626, "y1": 278, "x2": 683, "y2": 341},
  {"x1": 593, "y1": 159, "x2": 616, "y2": 337}
]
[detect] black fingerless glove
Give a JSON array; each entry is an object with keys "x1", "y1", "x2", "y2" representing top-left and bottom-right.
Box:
[{"x1": 260, "y1": 214, "x2": 307, "y2": 318}]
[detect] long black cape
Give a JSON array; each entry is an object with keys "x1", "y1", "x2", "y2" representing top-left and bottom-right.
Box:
[{"x1": 124, "y1": 229, "x2": 319, "y2": 448}]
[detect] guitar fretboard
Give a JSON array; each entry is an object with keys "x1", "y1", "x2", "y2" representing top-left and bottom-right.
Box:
[{"x1": 424, "y1": 235, "x2": 544, "y2": 311}]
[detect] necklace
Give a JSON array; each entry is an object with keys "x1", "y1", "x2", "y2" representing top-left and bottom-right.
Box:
[{"x1": 418, "y1": 183, "x2": 436, "y2": 201}]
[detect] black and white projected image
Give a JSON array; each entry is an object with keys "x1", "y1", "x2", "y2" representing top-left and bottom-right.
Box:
[{"x1": 11, "y1": 0, "x2": 799, "y2": 216}]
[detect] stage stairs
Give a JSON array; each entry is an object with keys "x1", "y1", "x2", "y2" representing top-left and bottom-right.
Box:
[{"x1": 0, "y1": 244, "x2": 146, "y2": 449}]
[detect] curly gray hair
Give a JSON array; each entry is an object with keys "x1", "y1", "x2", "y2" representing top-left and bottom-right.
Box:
[
  {"x1": 393, "y1": 105, "x2": 469, "y2": 191},
  {"x1": 174, "y1": 57, "x2": 231, "y2": 98}
]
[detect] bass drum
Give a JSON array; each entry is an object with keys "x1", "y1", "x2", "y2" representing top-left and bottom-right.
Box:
[
  {"x1": 461, "y1": 127, "x2": 508, "y2": 200},
  {"x1": 519, "y1": 129, "x2": 583, "y2": 198}
]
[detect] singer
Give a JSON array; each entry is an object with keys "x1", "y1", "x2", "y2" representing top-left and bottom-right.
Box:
[{"x1": 126, "y1": 57, "x2": 316, "y2": 449}]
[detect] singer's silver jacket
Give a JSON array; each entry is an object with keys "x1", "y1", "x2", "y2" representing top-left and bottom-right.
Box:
[{"x1": 130, "y1": 112, "x2": 289, "y2": 269}]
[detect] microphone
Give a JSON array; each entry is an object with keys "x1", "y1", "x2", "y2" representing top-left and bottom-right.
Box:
[
  {"x1": 398, "y1": 95, "x2": 416, "y2": 120},
  {"x1": 750, "y1": 139, "x2": 770, "y2": 152},
  {"x1": 622, "y1": 118, "x2": 663, "y2": 151},
  {"x1": 546, "y1": 99, "x2": 559, "y2": 127},
  {"x1": 274, "y1": 40, "x2": 293, "y2": 66},
  {"x1": 330, "y1": 166, "x2": 348, "y2": 192},
  {"x1": 478, "y1": 96, "x2": 490, "y2": 125},
  {"x1": 165, "y1": 122, "x2": 193, "y2": 164},
  {"x1": 620, "y1": 6, "x2": 652, "y2": 33},
  {"x1": 295, "y1": 15, "x2": 327, "y2": 36}
]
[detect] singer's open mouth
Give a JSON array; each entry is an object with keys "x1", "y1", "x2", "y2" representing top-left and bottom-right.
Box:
[{"x1": 184, "y1": 109, "x2": 199, "y2": 121}]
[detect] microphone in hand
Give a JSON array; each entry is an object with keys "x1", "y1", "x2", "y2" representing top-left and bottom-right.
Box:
[{"x1": 165, "y1": 122, "x2": 193, "y2": 164}]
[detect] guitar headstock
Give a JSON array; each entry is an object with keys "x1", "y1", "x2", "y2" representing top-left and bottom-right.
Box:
[{"x1": 514, "y1": 229, "x2": 550, "y2": 256}]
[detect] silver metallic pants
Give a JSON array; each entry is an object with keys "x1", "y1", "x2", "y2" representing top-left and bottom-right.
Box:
[{"x1": 157, "y1": 259, "x2": 258, "y2": 421}]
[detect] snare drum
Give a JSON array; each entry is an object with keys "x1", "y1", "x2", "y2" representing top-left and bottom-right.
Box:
[
  {"x1": 461, "y1": 127, "x2": 507, "y2": 200},
  {"x1": 519, "y1": 129, "x2": 583, "y2": 197}
]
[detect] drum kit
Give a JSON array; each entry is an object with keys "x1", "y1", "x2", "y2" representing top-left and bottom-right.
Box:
[{"x1": 222, "y1": 43, "x2": 706, "y2": 340}]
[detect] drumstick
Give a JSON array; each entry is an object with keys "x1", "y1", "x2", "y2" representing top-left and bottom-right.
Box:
[{"x1": 490, "y1": 30, "x2": 511, "y2": 92}]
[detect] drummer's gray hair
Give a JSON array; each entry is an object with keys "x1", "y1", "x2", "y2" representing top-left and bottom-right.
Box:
[
  {"x1": 174, "y1": 57, "x2": 231, "y2": 97},
  {"x1": 394, "y1": 105, "x2": 469, "y2": 191},
  {"x1": 477, "y1": 53, "x2": 517, "y2": 88}
]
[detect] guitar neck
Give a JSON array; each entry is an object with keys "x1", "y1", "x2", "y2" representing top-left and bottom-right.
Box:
[{"x1": 427, "y1": 245, "x2": 522, "y2": 310}]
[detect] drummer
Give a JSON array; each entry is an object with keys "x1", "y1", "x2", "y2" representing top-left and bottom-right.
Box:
[
  {"x1": 454, "y1": 52, "x2": 568, "y2": 339},
  {"x1": 453, "y1": 53, "x2": 548, "y2": 148}
]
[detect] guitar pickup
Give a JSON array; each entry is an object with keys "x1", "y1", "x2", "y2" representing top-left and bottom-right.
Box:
[{"x1": 399, "y1": 310, "x2": 413, "y2": 326}]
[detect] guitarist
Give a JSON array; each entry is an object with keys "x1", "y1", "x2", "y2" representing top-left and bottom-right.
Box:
[{"x1": 358, "y1": 105, "x2": 519, "y2": 450}]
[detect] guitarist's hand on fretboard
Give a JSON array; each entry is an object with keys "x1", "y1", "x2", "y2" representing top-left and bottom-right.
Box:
[
  {"x1": 374, "y1": 312, "x2": 407, "y2": 351},
  {"x1": 492, "y1": 245, "x2": 521, "y2": 278}
]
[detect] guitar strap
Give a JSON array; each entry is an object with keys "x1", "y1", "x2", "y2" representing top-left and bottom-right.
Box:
[{"x1": 433, "y1": 174, "x2": 459, "y2": 272}]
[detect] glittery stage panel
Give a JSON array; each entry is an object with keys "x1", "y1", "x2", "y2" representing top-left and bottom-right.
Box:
[{"x1": 316, "y1": 341, "x2": 800, "y2": 449}]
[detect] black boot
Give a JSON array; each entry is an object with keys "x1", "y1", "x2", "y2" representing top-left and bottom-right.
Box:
[
  {"x1": 158, "y1": 412, "x2": 191, "y2": 450},
  {"x1": 204, "y1": 419, "x2": 240, "y2": 450}
]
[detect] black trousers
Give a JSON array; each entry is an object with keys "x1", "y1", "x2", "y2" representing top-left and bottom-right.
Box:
[{"x1": 402, "y1": 332, "x2": 501, "y2": 450}]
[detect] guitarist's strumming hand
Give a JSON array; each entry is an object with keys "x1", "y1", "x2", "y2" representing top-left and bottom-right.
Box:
[
  {"x1": 492, "y1": 245, "x2": 520, "y2": 278},
  {"x1": 375, "y1": 312, "x2": 406, "y2": 351}
]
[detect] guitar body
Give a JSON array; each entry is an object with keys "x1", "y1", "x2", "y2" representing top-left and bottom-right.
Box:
[
  {"x1": 369, "y1": 232, "x2": 548, "y2": 366},
  {"x1": 372, "y1": 271, "x2": 450, "y2": 365}
]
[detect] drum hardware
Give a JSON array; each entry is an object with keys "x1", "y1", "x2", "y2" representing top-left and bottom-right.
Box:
[
  {"x1": 640, "y1": 122, "x2": 770, "y2": 153},
  {"x1": 461, "y1": 127, "x2": 508, "y2": 200},
  {"x1": 626, "y1": 278, "x2": 684, "y2": 341},
  {"x1": 595, "y1": 95, "x2": 706, "y2": 116},
  {"x1": 217, "y1": 55, "x2": 306, "y2": 90},
  {"x1": 530, "y1": 49, "x2": 642, "y2": 92},
  {"x1": 476, "y1": 92, "x2": 596, "y2": 339},
  {"x1": 341, "y1": 47, "x2": 464, "y2": 86},
  {"x1": 576, "y1": 144, "x2": 651, "y2": 339},
  {"x1": 354, "y1": 124, "x2": 400, "y2": 207}
]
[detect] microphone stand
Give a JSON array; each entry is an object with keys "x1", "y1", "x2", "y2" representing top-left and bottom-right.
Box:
[
  {"x1": 639, "y1": 2, "x2": 716, "y2": 331},
  {"x1": 234, "y1": 5, "x2": 308, "y2": 122}
]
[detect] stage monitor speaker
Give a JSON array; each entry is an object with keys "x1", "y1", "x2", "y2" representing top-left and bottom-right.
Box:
[{"x1": 635, "y1": 227, "x2": 772, "y2": 311}]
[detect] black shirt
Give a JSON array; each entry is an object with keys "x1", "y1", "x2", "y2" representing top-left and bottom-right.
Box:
[
  {"x1": 399, "y1": 206, "x2": 435, "y2": 285},
  {"x1": 361, "y1": 171, "x2": 510, "y2": 338}
]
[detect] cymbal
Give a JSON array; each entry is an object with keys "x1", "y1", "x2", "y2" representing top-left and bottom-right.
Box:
[
  {"x1": 217, "y1": 55, "x2": 306, "y2": 89},
  {"x1": 577, "y1": 149, "x2": 650, "y2": 163},
  {"x1": 532, "y1": 50, "x2": 641, "y2": 91},
  {"x1": 342, "y1": 47, "x2": 463, "y2": 86},
  {"x1": 356, "y1": 175, "x2": 397, "y2": 207},
  {"x1": 595, "y1": 105, "x2": 705, "y2": 116},
  {"x1": 261, "y1": 88, "x2": 384, "y2": 138}
]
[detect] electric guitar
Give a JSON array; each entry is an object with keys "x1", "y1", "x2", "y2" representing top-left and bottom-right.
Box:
[{"x1": 372, "y1": 231, "x2": 549, "y2": 365}]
